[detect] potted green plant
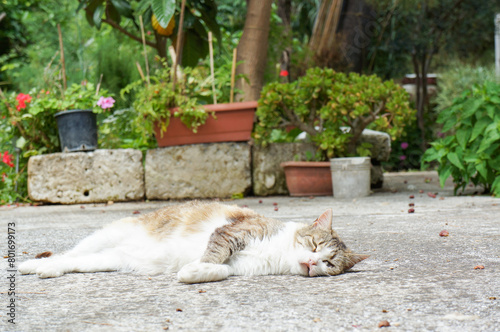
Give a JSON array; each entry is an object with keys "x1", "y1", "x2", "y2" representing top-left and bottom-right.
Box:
[
  {"x1": 255, "y1": 67, "x2": 414, "y2": 197},
  {"x1": 122, "y1": 63, "x2": 257, "y2": 147},
  {"x1": 53, "y1": 83, "x2": 115, "y2": 152},
  {"x1": 0, "y1": 83, "x2": 114, "y2": 153}
]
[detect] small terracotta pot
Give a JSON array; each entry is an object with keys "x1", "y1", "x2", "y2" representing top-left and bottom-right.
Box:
[
  {"x1": 154, "y1": 101, "x2": 257, "y2": 147},
  {"x1": 281, "y1": 161, "x2": 333, "y2": 196}
]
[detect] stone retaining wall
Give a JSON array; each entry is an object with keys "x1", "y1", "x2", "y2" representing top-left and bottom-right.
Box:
[
  {"x1": 145, "y1": 143, "x2": 251, "y2": 200},
  {"x1": 28, "y1": 149, "x2": 144, "y2": 204},
  {"x1": 28, "y1": 130, "x2": 391, "y2": 203}
]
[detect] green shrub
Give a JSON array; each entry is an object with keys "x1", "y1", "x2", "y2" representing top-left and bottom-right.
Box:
[
  {"x1": 422, "y1": 81, "x2": 500, "y2": 196},
  {"x1": 254, "y1": 67, "x2": 415, "y2": 160}
]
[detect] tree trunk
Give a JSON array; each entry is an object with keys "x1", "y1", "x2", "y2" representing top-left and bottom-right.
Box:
[
  {"x1": 309, "y1": 0, "x2": 344, "y2": 67},
  {"x1": 235, "y1": 0, "x2": 273, "y2": 102}
]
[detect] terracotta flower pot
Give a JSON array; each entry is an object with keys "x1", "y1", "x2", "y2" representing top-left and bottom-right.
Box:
[
  {"x1": 154, "y1": 101, "x2": 257, "y2": 147},
  {"x1": 281, "y1": 161, "x2": 333, "y2": 196}
]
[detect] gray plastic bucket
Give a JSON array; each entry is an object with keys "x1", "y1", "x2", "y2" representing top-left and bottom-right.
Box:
[{"x1": 330, "y1": 157, "x2": 371, "y2": 198}]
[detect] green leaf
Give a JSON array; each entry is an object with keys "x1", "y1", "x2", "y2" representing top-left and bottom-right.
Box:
[
  {"x1": 476, "y1": 162, "x2": 488, "y2": 181},
  {"x1": 93, "y1": 3, "x2": 104, "y2": 29},
  {"x1": 485, "y1": 104, "x2": 497, "y2": 119},
  {"x1": 182, "y1": 24, "x2": 209, "y2": 67},
  {"x1": 447, "y1": 152, "x2": 465, "y2": 170},
  {"x1": 107, "y1": 1, "x2": 121, "y2": 24},
  {"x1": 456, "y1": 128, "x2": 471, "y2": 150},
  {"x1": 189, "y1": 0, "x2": 221, "y2": 47},
  {"x1": 462, "y1": 98, "x2": 484, "y2": 119},
  {"x1": 491, "y1": 176, "x2": 500, "y2": 197},
  {"x1": 151, "y1": 0, "x2": 175, "y2": 28},
  {"x1": 478, "y1": 130, "x2": 500, "y2": 153},
  {"x1": 441, "y1": 117, "x2": 457, "y2": 132},
  {"x1": 469, "y1": 117, "x2": 490, "y2": 142},
  {"x1": 439, "y1": 164, "x2": 453, "y2": 188},
  {"x1": 110, "y1": 0, "x2": 133, "y2": 18},
  {"x1": 84, "y1": 0, "x2": 103, "y2": 27}
]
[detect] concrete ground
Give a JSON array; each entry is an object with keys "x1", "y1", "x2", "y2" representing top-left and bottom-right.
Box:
[{"x1": 1, "y1": 171, "x2": 499, "y2": 331}]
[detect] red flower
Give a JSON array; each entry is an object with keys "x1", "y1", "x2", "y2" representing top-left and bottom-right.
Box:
[
  {"x1": 16, "y1": 93, "x2": 32, "y2": 111},
  {"x1": 279, "y1": 69, "x2": 289, "y2": 77},
  {"x1": 1, "y1": 172, "x2": 6, "y2": 182},
  {"x1": 2, "y1": 151, "x2": 14, "y2": 168}
]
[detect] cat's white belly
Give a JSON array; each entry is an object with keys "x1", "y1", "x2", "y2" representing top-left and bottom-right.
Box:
[{"x1": 114, "y1": 214, "x2": 230, "y2": 274}]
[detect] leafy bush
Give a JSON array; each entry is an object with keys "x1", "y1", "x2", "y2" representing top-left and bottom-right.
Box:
[
  {"x1": 422, "y1": 81, "x2": 500, "y2": 196},
  {"x1": 254, "y1": 67, "x2": 414, "y2": 160},
  {"x1": 121, "y1": 64, "x2": 214, "y2": 142}
]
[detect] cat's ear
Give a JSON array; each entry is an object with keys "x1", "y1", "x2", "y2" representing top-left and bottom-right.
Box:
[
  {"x1": 312, "y1": 208, "x2": 333, "y2": 230},
  {"x1": 344, "y1": 254, "x2": 370, "y2": 270}
]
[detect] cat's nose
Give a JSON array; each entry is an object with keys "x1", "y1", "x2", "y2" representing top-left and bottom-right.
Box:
[{"x1": 301, "y1": 259, "x2": 316, "y2": 269}]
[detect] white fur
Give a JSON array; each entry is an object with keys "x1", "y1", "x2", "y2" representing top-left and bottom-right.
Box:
[{"x1": 19, "y1": 214, "x2": 325, "y2": 283}]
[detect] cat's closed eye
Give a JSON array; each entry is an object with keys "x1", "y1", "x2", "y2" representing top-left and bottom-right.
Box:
[
  {"x1": 323, "y1": 260, "x2": 335, "y2": 268},
  {"x1": 312, "y1": 240, "x2": 325, "y2": 252}
]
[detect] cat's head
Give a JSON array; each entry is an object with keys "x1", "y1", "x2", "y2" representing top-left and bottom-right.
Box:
[{"x1": 293, "y1": 209, "x2": 369, "y2": 277}]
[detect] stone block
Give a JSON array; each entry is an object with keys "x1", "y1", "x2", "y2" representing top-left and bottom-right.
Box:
[
  {"x1": 28, "y1": 149, "x2": 144, "y2": 204},
  {"x1": 252, "y1": 143, "x2": 316, "y2": 196},
  {"x1": 145, "y1": 143, "x2": 251, "y2": 199},
  {"x1": 358, "y1": 128, "x2": 391, "y2": 162}
]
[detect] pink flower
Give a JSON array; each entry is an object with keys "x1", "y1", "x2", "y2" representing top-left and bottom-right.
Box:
[
  {"x1": 400, "y1": 142, "x2": 409, "y2": 150},
  {"x1": 279, "y1": 70, "x2": 289, "y2": 77},
  {"x1": 399, "y1": 155, "x2": 407, "y2": 161},
  {"x1": 1, "y1": 173, "x2": 6, "y2": 182},
  {"x1": 97, "y1": 96, "x2": 115, "y2": 110},
  {"x1": 2, "y1": 151, "x2": 14, "y2": 168}
]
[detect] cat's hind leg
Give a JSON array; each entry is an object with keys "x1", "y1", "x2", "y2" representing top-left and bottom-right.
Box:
[
  {"x1": 177, "y1": 262, "x2": 230, "y2": 284},
  {"x1": 34, "y1": 249, "x2": 123, "y2": 278}
]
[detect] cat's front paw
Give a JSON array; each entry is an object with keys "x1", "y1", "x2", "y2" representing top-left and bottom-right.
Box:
[
  {"x1": 36, "y1": 263, "x2": 65, "y2": 279},
  {"x1": 177, "y1": 262, "x2": 229, "y2": 284},
  {"x1": 19, "y1": 259, "x2": 43, "y2": 275}
]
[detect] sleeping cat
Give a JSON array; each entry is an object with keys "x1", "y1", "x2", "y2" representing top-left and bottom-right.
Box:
[{"x1": 19, "y1": 201, "x2": 369, "y2": 283}]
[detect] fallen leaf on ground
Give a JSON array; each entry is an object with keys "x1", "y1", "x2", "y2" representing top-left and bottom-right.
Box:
[
  {"x1": 132, "y1": 210, "x2": 141, "y2": 214},
  {"x1": 408, "y1": 208, "x2": 415, "y2": 213},
  {"x1": 474, "y1": 265, "x2": 485, "y2": 270},
  {"x1": 439, "y1": 230, "x2": 449, "y2": 237},
  {"x1": 176, "y1": 308, "x2": 183, "y2": 312},
  {"x1": 198, "y1": 290, "x2": 206, "y2": 293},
  {"x1": 489, "y1": 297, "x2": 497, "y2": 300},
  {"x1": 35, "y1": 251, "x2": 53, "y2": 259},
  {"x1": 378, "y1": 320, "x2": 390, "y2": 328},
  {"x1": 427, "y1": 192, "x2": 437, "y2": 198}
]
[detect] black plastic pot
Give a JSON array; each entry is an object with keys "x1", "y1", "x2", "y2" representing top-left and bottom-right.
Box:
[{"x1": 54, "y1": 109, "x2": 97, "y2": 152}]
